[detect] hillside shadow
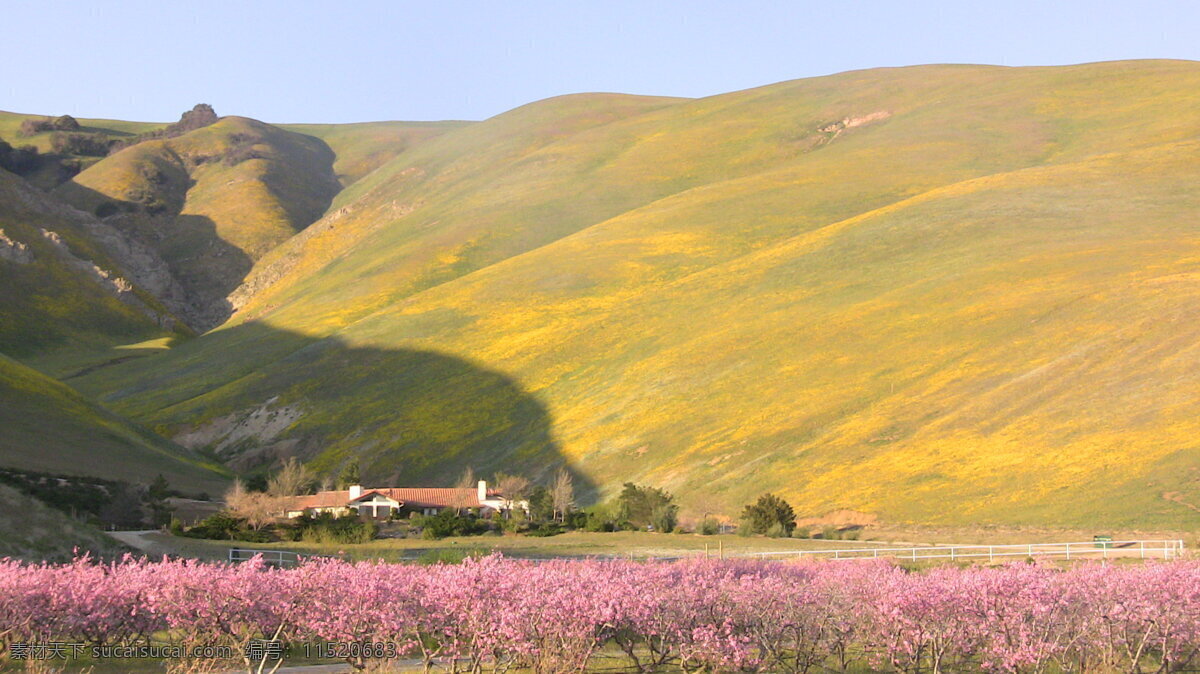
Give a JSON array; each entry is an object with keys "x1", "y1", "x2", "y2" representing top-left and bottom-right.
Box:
[
  {"x1": 53, "y1": 124, "x2": 343, "y2": 333},
  {"x1": 94, "y1": 320, "x2": 589, "y2": 497},
  {"x1": 54, "y1": 182, "x2": 254, "y2": 332}
]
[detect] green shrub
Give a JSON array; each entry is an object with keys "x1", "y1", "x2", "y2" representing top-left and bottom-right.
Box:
[
  {"x1": 582, "y1": 504, "x2": 619, "y2": 532},
  {"x1": 296, "y1": 513, "x2": 377, "y2": 544},
  {"x1": 650, "y1": 504, "x2": 677, "y2": 533},
  {"x1": 617, "y1": 483, "x2": 678, "y2": 531},
  {"x1": 420, "y1": 510, "x2": 489, "y2": 540},
  {"x1": 182, "y1": 511, "x2": 245, "y2": 540},
  {"x1": 740, "y1": 493, "x2": 797, "y2": 536},
  {"x1": 765, "y1": 522, "x2": 789, "y2": 538},
  {"x1": 0, "y1": 141, "x2": 40, "y2": 174},
  {"x1": 526, "y1": 522, "x2": 563, "y2": 537},
  {"x1": 699, "y1": 517, "x2": 720, "y2": 536},
  {"x1": 49, "y1": 132, "x2": 112, "y2": 157},
  {"x1": 793, "y1": 526, "x2": 812, "y2": 539},
  {"x1": 19, "y1": 115, "x2": 79, "y2": 136},
  {"x1": 565, "y1": 510, "x2": 588, "y2": 529},
  {"x1": 499, "y1": 513, "x2": 527, "y2": 534}
]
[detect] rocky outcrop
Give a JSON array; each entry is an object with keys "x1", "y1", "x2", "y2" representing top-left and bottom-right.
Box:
[
  {"x1": 818, "y1": 111, "x2": 892, "y2": 139},
  {"x1": 0, "y1": 229, "x2": 33, "y2": 264},
  {"x1": 173, "y1": 397, "x2": 304, "y2": 459},
  {"x1": 225, "y1": 203, "x2": 360, "y2": 315},
  {"x1": 75, "y1": 219, "x2": 193, "y2": 327},
  {"x1": 1, "y1": 166, "x2": 193, "y2": 329},
  {"x1": 38, "y1": 228, "x2": 156, "y2": 318}
]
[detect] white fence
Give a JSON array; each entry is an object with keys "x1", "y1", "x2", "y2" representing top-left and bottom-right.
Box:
[
  {"x1": 227, "y1": 548, "x2": 313, "y2": 567},
  {"x1": 227, "y1": 540, "x2": 1186, "y2": 566},
  {"x1": 739, "y1": 539, "x2": 1186, "y2": 563}
]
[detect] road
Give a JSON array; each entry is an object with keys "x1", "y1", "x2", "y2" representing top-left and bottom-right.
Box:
[{"x1": 107, "y1": 529, "x2": 175, "y2": 557}]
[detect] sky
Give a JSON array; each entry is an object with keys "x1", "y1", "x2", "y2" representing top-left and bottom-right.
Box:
[{"x1": 5, "y1": 0, "x2": 1199, "y2": 124}]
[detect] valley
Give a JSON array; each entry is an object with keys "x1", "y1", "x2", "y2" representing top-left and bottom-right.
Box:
[{"x1": 3, "y1": 60, "x2": 1200, "y2": 547}]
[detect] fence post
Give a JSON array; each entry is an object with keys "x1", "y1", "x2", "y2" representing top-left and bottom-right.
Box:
[
  {"x1": 1141, "y1": 541, "x2": 1145, "y2": 559},
  {"x1": 989, "y1": 546, "x2": 994, "y2": 563},
  {"x1": 1066, "y1": 544, "x2": 1071, "y2": 561}
]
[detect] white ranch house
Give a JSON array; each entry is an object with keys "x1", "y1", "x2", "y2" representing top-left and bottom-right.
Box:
[{"x1": 281, "y1": 481, "x2": 514, "y2": 519}]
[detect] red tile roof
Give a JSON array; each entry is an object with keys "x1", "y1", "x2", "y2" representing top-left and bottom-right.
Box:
[
  {"x1": 282, "y1": 486, "x2": 503, "y2": 512},
  {"x1": 358, "y1": 488, "x2": 484, "y2": 509},
  {"x1": 284, "y1": 490, "x2": 352, "y2": 511}
]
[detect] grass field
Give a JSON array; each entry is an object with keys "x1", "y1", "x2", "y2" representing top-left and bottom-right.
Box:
[
  {"x1": 279, "y1": 120, "x2": 470, "y2": 187},
  {"x1": 0, "y1": 168, "x2": 182, "y2": 359},
  {"x1": 0, "y1": 353, "x2": 229, "y2": 494},
  {"x1": 0, "y1": 110, "x2": 162, "y2": 152},
  {"x1": 0, "y1": 483, "x2": 127, "y2": 561},
  {"x1": 121, "y1": 524, "x2": 1198, "y2": 565},
  {"x1": 63, "y1": 60, "x2": 1200, "y2": 530},
  {"x1": 125, "y1": 529, "x2": 910, "y2": 563}
]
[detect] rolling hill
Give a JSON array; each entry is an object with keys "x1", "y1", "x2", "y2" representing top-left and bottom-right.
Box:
[
  {"x1": 0, "y1": 353, "x2": 228, "y2": 493},
  {"x1": 13, "y1": 60, "x2": 1200, "y2": 528},
  {"x1": 0, "y1": 483, "x2": 127, "y2": 561},
  {"x1": 45, "y1": 114, "x2": 466, "y2": 331},
  {"x1": 0, "y1": 166, "x2": 183, "y2": 361},
  {"x1": 0, "y1": 108, "x2": 462, "y2": 508},
  {"x1": 52, "y1": 116, "x2": 343, "y2": 330}
]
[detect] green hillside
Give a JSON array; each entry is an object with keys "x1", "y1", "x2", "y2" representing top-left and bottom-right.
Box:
[
  {"x1": 46, "y1": 60, "x2": 1200, "y2": 527},
  {"x1": 0, "y1": 111, "x2": 164, "y2": 190},
  {"x1": 279, "y1": 120, "x2": 470, "y2": 187},
  {"x1": 0, "y1": 483, "x2": 125, "y2": 561},
  {"x1": 0, "y1": 167, "x2": 182, "y2": 360},
  {"x1": 0, "y1": 353, "x2": 228, "y2": 494},
  {"x1": 52, "y1": 116, "x2": 343, "y2": 330},
  {"x1": 0, "y1": 111, "x2": 161, "y2": 151}
]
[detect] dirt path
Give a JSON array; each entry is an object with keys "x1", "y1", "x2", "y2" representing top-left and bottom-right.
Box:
[{"x1": 107, "y1": 529, "x2": 175, "y2": 557}]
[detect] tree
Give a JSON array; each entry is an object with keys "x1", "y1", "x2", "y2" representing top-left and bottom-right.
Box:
[
  {"x1": 494, "y1": 472, "x2": 530, "y2": 518},
  {"x1": 650, "y1": 504, "x2": 677, "y2": 533},
  {"x1": 99, "y1": 484, "x2": 145, "y2": 529},
  {"x1": 453, "y1": 466, "x2": 477, "y2": 515},
  {"x1": 267, "y1": 457, "x2": 312, "y2": 498},
  {"x1": 49, "y1": 132, "x2": 111, "y2": 157},
  {"x1": 0, "y1": 141, "x2": 40, "y2": 175},
  {"x1": 617, "y1": 483, "x2": 678, "y2": 531},
  {"x1": 454, "y1": 466, "x2": 476, "y2": 490},
  {"x1": 147, "y1": 474, "x2": 172, "y2": 502},
  {"x1": 146, "y1": 474, "x2": 174, "y2": 528},
  {"x1": 337, "y1": 458, "x2": 361, "y2": 489},
  {"x1": 740, "y1": 493, "x2": 796, "y2": 536},
  {"x1": 551, "y1": 469, "x2": 574, "y2": 522},
  {"x1": 526, "y1": 487, "x2": 554, "y2": 523},
  {"x1": 225, "y1": 479, "x2": 277, "y2": 531}
]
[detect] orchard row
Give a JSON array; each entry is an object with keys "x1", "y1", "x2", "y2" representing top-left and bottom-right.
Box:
[{"x1": 2, "y1": 554, "x2": 1199, "y2": 672}]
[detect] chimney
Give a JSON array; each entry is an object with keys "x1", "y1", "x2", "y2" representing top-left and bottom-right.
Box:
[
  {"x1": 348, "y1": 484, "x2": 362, "y2": 500},
  {"x1": 477, "y1": 480, "x2": 487, "y2": 503}
]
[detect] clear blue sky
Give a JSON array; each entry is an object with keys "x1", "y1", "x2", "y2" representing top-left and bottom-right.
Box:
[{"x1": 5, "y1": 1, "x2": 1198, "y2": 124}]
